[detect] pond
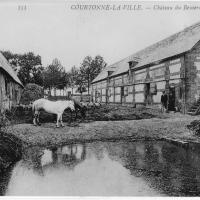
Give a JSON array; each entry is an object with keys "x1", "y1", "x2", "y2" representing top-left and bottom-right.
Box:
[{"x1": 1, "y1": 140, "x2": 200, "y2": 196}]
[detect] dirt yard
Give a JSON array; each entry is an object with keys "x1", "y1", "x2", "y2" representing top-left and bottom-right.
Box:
[
  {"x1": 4, "y1": 105, "x2": 200, "y2": 147},
  {"x1": 9, "y1": 104, "x2": 168, "y2": 124}
]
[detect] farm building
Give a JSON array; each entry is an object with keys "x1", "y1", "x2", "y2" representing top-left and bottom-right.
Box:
[
  {"x1": 91, "y1": 21, "x2": 200, "y2": 114},
  {"x1": 44, "y1": 86, "x2": 91, "y2": 102},
  {"x1": 0, "y1": 52, "x2": 23, "y2": 112}
]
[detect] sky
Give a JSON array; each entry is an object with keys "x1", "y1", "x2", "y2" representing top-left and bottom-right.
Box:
[{"x1": 1, "y1": 0, "x2": 200, "y2": 71}]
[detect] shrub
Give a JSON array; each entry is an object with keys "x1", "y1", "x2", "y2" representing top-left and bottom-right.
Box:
[
  {"x1": 20, "y1": 83, "x2": 44, "y2": 105},
  {"x1": 0, "y1": 112, "x2": 10, "y2": 131},
  {"x1": 187, "y1": 120, "x2": 200, "y2": 136}
]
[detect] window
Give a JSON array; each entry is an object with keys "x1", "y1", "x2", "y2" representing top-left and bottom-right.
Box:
[
  {"x1": 124, "y1": 86, "x2": 128, "y2": 96},
  {"x1": 121, "y1": 87, "x2": 124, "y2": 96}
]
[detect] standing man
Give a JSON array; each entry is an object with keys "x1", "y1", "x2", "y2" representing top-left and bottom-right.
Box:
[{"x1": 161, "y1": 91, "x2": 168, "y2": 112}]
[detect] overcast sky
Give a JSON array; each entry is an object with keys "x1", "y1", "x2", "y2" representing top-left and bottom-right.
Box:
[{"x1": 1, "y1": 0, "x2": 200, "y2": 71}]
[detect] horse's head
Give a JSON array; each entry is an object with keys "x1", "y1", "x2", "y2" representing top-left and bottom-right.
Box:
[{"x1": 66, "y1": 100, "x2": 75, "y2": 111}]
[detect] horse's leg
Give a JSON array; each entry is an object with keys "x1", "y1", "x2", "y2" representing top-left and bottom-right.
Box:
[
  {"x1": 56, "y1": 113, "x2": 60, "y2": 128},
  {"x1": 33, "y1": 112, "x2": 37, "y2": 126},
  {"x1": 33, "y1": 110, "x2": 39, "y2": 126},
  {"x1": 37, "y1": 111, "x2": 41, "y2": 126},
  {"x1": 60, "y1": 113, "x2": 64, "y2": 127}
]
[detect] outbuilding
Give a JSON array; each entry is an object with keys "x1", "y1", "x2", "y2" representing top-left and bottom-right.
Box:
[
  {"x1": 91, "y1": 21, "x2": 200, "y2": 114},
  {"x1": 0, "y1": 52, "x2": 23, "y2": 112}
]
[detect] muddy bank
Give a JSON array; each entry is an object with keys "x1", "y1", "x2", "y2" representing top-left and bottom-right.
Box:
[
  {"x1": 0, "y1": 131, "x2": 22, "y2": 169},
  {"x1": 5, "y1": 113, "x2": 200, "y2": 147}
]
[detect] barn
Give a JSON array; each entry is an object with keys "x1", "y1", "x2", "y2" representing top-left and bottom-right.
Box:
[
  {"x1": 0, "y1": 52, "x2": 23, "y2": 112},
  {"x1": 91, "y1": 21, "x2": 200, "y2": 114}
]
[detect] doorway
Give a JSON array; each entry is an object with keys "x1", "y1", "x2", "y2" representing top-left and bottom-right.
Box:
[{"x1": 168, "y1": 86, "x2": 176, "y2": 111}]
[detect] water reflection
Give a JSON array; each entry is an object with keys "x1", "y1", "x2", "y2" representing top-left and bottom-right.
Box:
[
  {"x1": 86, "y1": 141, "x2": 200, "y2": 196},
  {"x1": 6, "y1": 143, "x2": 158, "y2": 196},
  {"x1": 4, "y1": 140, "x2": 200, "y2": 196}
]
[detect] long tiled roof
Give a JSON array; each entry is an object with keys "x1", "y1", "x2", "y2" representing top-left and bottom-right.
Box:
[
  {"x1": 92, "y1": 62, "x2": 118, "y2": 83},
  {"x1": 0, "y1": 52, "x2": 23, "y2": 87},
  {"x1": 92, "y1": 21, "x2": 200, "y2": 83}
]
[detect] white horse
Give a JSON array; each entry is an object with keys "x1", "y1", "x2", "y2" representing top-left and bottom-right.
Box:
[{"x1": 32, "y1": 98, "x2": 75, "y2": 127}]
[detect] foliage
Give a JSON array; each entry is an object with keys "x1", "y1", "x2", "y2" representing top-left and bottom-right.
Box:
[
  {"x1": 31, "y1": 65, "x2": 44, "y2": 86},
  {"x1": 1, "y1": 51, "x2": 43, "y2": 86},
  {"x1": 43, "y1": 58, "x2": 68, "y2": 91},
  {"x1": 1, "y1": 50, "x2": 107, "y2": 96},
  {"x1": 0, "y1": 50, "x2": 19, "y2": 71},
  {"x1": 79, "y1": 55, "x2": 107, "y2": 94},
  {"x1": 0, "y1": 112, "x2": 9, "y2": 130},
  {"x1": 68, "y1": 66, "x2": 79, "y2": 88},
  {"x1": 20, "y1": 83, "x2": 44, "y2": 105},
  {"x1": 17, "y1": 53, "x2": 42, "y2": 85},
  {"x1": 187, "y1": 120, "x2": 200, "y2": 136},
  {"x1": 76, "y1": 85, "x2": 87, "y2": 94},
  {"x1": 74, "y1": 70, "x2": 86, "y2": 94}
]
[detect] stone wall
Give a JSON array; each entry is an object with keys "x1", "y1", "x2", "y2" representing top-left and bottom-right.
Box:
[{"x1": 184, "y1": 41, "x2": 200, "y2": 111}]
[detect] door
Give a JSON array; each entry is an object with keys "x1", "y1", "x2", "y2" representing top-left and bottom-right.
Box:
[
  {"x1": 121, "y1": 86, "x2": 125, "y2": 104},
  {"x1": 168, "y1": 86, "x2": 176, "y2": 111}
]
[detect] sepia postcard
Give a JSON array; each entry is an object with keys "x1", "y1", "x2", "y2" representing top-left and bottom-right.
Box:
[{"x1": 1, "y1": 0, "x2": 200, "y2": 197}]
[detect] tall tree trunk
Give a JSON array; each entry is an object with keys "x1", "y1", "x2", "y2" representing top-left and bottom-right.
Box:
[
  {"x1": 48, "y1": 87, "x2": 51, "y2": 97},
  {"x1": 88, "y1": 82, "x2": 90, "y2": 95},
  {"x1": 88, "y1": 73, "x2": 90, "y2": 95}
]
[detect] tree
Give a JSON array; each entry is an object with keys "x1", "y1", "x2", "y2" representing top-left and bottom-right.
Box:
[
  {"x1": 75, "y1": 71, "x2": 87, "y2": 100},
  {"x1": 43, "y1": 58, "x2": 67, "y2": 95},
  {"x1": 1, "y1": 50, "x2": 19, "y2": 71},
  {"x1": 17, "y1": 52, "x2": 42, "y2": 85},
  {"x1": 67, "y1": 66, "x2": 79, "y2": 94},
  {"x1": 1, "y1": 51, "x2": 43, "y2": 86},
  {"x1": 31, "y1": 65, "x2": 44, "y2": 86},
  {"x1": 79, "y1": 55, "x2": 107, "y2": 94}
]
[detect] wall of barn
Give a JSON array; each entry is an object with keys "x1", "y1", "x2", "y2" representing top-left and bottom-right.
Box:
[
  {"x1": 0, "y1": 69, "x2": 22, "y2": 112},
  {"x1": 184, "y1": 41, "x2": 200, "y2": 112},
  {"x1": 130, "y1": 56, "x2": 184, "y2": 111},
  {"x1": 91, "y1": 80, "x2": 107, "y2": 103},
  {"x1": 91, "y1": 55, "x2": 186, "y2": 112}
]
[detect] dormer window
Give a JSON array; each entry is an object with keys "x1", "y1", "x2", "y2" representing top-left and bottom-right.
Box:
[
  {"x1": 128, "y1": 61, "x2": 133, "y2": 67},
  {"x1": 108, "y1": 71, "x2": 114, "y2": 76},
  {"x1": 128, "y1": 57, "x2": 140, "y2": 69}
]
